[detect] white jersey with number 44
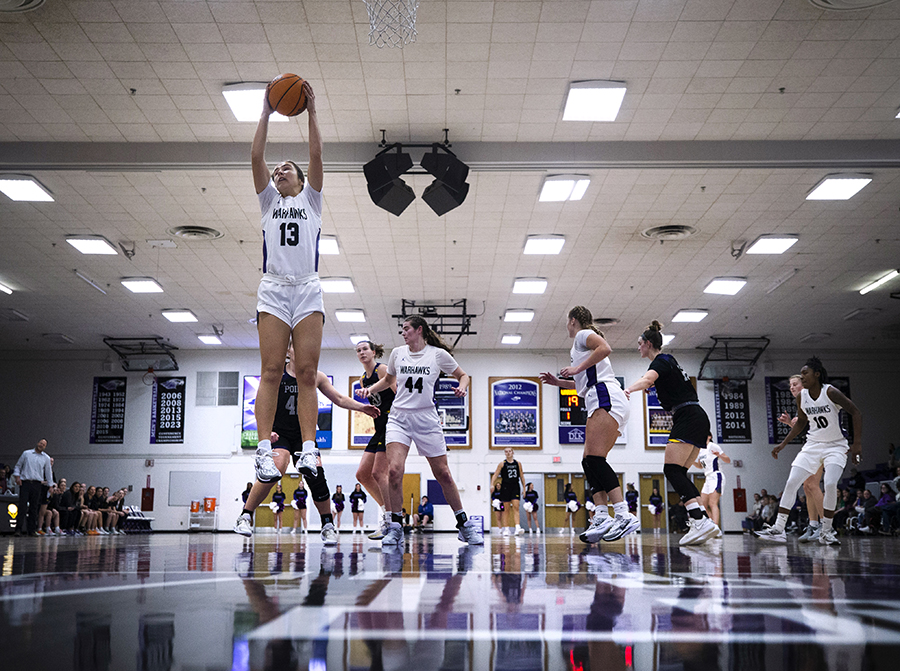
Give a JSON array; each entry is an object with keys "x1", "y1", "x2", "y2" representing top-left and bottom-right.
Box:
[
  {"x1": 387, "y1": 345, "x2": 460, "y2": 412},
  {"x1": 800, "y1": 384, "x2": 845, "y2": 443}
]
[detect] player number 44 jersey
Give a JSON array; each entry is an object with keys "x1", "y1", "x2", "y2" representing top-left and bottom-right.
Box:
[{"x1": 387, "y1": 345, "x2": 460, "y2": 412}]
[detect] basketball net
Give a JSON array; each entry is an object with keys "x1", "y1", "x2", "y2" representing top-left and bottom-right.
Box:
[{"x1": 362, "y1": 0, "x2": 419, "y2": 48}]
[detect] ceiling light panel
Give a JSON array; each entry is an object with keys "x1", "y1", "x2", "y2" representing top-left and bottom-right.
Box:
[
  {"x1": 504, "y1": 309, "x2": 534, "y2": 322},
  {"x1": 501, "y1": 334, "x2": 522, "y2": 345},
  {"x1": 0, "y1": 177, "x2": 54, "y2": 202},
  {"x1": 859, "y1": 270, "x2": 899, "y2": 295},
  {"x1": 662, "y1": 334, "x2": 675, "y2": 346},
  {"x1": 806, "y1": 175, "x2": 872, "y2": 200},
  {"x1": 319, "y1": 236, "x2": 339, "y2": 255},
  {"x1": 121, "y1": 278, "x2": 163, "y2": 293},
  {"x1": 704, "y1": 277, "x2": 747, "y2": 295},
  {"x1": 523, "y1": 235, "x2": 565, "y2": 255},
  {"x1": 320, "y1": 277, "x2": 355, "y2": 293},
  {"x1": 538, "y1": 175, "x2": 591, "y2": 202},
  {"x1": 198, "y1": 335, "x2": 222, "y2": 345},
  {"x1": 513, "y1": 278, "x2": 547, "y2": 294},
  {"x1": 745, "y1": 235, "x2": 798, "y2": 255},
  {"x1": 161, "y1": 309, "x2": 198, "y2": 323},
  {"x1": 673, "y1": 310, "x2": 708, "y2": 323},
  {"x1": 66, "y1": 235, "x2": 118, "y2": 255},
  {"x1": 349, "y1": 334, "x2": 370, "y2": 345},
  {"x1": 222, "y1": 83, "x2": 288, "y2": 122},
  {"x1": 563, "y1": 81, "x2": 627, "y2": 121},
  {"x1": 335, "y1": 309, "x2": 366, "y2": 323},
  {"x1": 0, "y1": 282, "x2": 12, "y2": 295}
]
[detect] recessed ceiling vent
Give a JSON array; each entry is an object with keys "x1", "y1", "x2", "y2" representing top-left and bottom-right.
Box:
[
  {"x1": 0, "y1": 0, "x2": 45, "y2": 13},
  {"x1": 167, "y1": 226, "x2": 223, "y2": 241},
  {"x1": 641, "y1": 225, "x2": 697, "y2": 241},
  {"x1": 809, "y1": 0, "x2": 897, "y2": 9}
]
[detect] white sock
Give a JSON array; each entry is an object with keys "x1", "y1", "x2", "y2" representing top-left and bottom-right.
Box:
[
  {"x1": 612, "y1": 501, "x2": 629, "y2": 517},
  {"x1": 822, "y1": 516, "x2": 834, "y2": 532},
  {"x1": 774, "y1": 512, "x2": 788, "y2": 532},
  {"x1": 257, "y1": 439, "x2": 272, "y2": 452},
  {"x1": 809, "y1": 520, "x2": 820, "y2": 528},
  {"x1": 302, "y1": 439, "x2": 316, "y2": 453}
]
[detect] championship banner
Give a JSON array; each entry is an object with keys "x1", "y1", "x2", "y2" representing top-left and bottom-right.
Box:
[
  {"x1": 240, "y1": 375, "x2": 333, "y2": 449},
  {"x1": 349, "y1": 378, "x2": 376, "y2": 449},
  {"x1": 489, "y1": 377, "x2": 541, "y2": 450},
  {"x1": 90, "y1": 377, "x2": 126, "y2": 444},
  {"x1": 436, "y1": 377, "x2": 471, "y2": 448},
  {"x1": 151, "y1": 377, "x2": 186, "y2": 444},
  {"x1": 714, "y1": 380, "x2": 751, "y2": 443},
  {"x1": 559, "y1": 377, "x2": 627, "y2": 446},
  {"x1": 765, "y1": 377, "x2": 804, "y2": 445}
]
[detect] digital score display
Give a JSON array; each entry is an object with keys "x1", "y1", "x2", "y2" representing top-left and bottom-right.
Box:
[{"x1": 559, "y1": 388, "x2": 588, "y2": 427}]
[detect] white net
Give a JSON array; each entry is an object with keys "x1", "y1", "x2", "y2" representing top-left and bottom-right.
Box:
[{"x1": 362, "y1": 0, "x2": 420, "y2": 48}]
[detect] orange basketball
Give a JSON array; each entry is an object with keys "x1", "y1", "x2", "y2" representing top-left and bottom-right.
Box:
[{"x1": 267, "y1": 73, "x2": 307, "y2": 116}]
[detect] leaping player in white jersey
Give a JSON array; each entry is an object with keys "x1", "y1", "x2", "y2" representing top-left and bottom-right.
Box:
[
  {"x1": 694, "y1": 433, "x2": 731, "y2": 532},
  {"x1": 757, "y1": 356, "x2": 862, "y2": 546},
  {"x1": 358, "y1": 314, "x2": 484, "y2": 547},
  {"x1": 250, "y1": 81, "x2": 325, "y2": 487},
  {"x1": 540, "y1": 306, "x2": 638, "y2": 544}
]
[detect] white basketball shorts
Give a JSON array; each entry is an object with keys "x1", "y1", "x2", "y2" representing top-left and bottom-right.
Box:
[
  {"x1": 585, "y1": 381, "x2": 630, "y2": 436},
  {"x1": 791, "y1": 438, "x2": 849, "y2": 475},
  {"x1": 385, "y1": 408, "x2": 447, "y2": 458},
  {"x1": 257, "y1": 273, "x2": 324, "y2": 329},
  {"x1": 701, "y1": 472, "x2": 725, "y2": 496}
]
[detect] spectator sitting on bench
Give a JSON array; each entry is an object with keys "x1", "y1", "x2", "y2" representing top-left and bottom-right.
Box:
[{"x1": 414, "y1": 495, "x2": 433, "y2": 530}]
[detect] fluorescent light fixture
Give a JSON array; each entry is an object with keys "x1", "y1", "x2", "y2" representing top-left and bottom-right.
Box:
[
  {"x1": 513, "y1": 278, "x2": 547, "y2": 294},
  {"x1": 198, "y1": 334, "x2": 222, "y2": 345},
  {"x1": 319, "y1": 235, "x2": 339, "y2": 255},
  {"x1": 65, "y1": 235, "x2": 118, "y2": 255},
  {"x1": 0, "y1": 177, "x2": 54, "y2": 202},
  {"x1": 704, "y1": 277, "x2": 747, "y2": 295},
  {"x1": 319, "y1": 277, "x2": 355, "y2": 293},
  {"x1": 222, "y1": 83, "x2": 288, "y2": 122},
  {"x1": 0, "y1": 282, "x2": 12, "y2": 295},
  {"x1": 74, "y1": 270, "x2": 107, "y2": 295},
  {"x1": 539, "y1": 175, "x2": 591, "y2": 202},
  {"x1": 673, "y1": 310, "x2": 708, "y2": 323},
  {"x1": 896, "y1": 107, "x2": 900, "y2": 119},
  {"x1": 501, "y1": 334, "x2": 522, "y2": 345},
  {"x1": 523, "y1": 235, "x2": 565, "y2": 255},
  {"x1": 563, "y1": 80, "x2": 627, "y2": 121},
  {"x1": 349, "y1": 334, "x2": 370, "y2": 345},
  {"x1": 806, "y1": 174, "x2": 872, "y2": 200},
  {"x1": 662, "y1": 334, "x2": 675, "y2": 346},
  {"x1": 859, "y1": 269, "x2": 899, "y2": 295},
  {"x1": 161, "y1": 309, "x2": 198, "y2": 323},
  {"x1": 843, "y1": 308, "x2": 882, "y2": 321},
  {"x1": 43, "y1": 333, "x2": 75, "y2": 345},
  {"x1": 335, "y1": 309, "x2": 366, "y2": 323},
  {"x1": 799, "y1": 332, "x2": 831, "y2": 344},
  {"x1": 121, "y1": 277, "x2": 163, "y2": 293},
  {"x1": 766, "y1": 268, "x2": 799, "y2": 295},
  {"x1": 745, "y1": 234, "x2": 798, "y2": 255},
  {"x1": 504, "y1": 309, "x2": 534, "y2": 322}
]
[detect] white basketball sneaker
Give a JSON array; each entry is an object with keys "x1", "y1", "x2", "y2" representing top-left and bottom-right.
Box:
[
  {"x1": 254, "y1": 447, "x2": 281, "y2": 483},
  {"x1": 295, "y1": 449, "x2": 319, "y2": 479},
  {"x1": 579, "y1": 513, "x2": 616, "y2": 544},
  {"x1": 233, "y1": 513, "x2": 253, "y2": 537},
  {"x1": 680, "y1": 517, "x2": 720, "y2": 545},
  {"x1": 754, "y1": 526, "x2": 787, "y2": 544},
  {"x1": 458, "y1": 520, "x2": 484, "y2": 545},
  {"x1": 321, "y1": 522, "x2": 338, "y2": 546}
]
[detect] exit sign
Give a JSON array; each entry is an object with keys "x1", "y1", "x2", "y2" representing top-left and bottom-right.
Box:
[{"x1": 553, "y1": 457, "x2": 561, "y2": 463}]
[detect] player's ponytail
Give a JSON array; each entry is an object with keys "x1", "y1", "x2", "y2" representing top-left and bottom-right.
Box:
[
  {"x1": 404, "y1": 315, "x2": 453, "y2": 353},
  {"x1": 568, "y1": 306, "x2": 603, "y2": 336},
  {"x1": 641, "y1": 320, "x2": 664, "y2": 349}
]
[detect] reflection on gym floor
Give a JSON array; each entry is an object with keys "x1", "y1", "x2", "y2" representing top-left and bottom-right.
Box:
[{"x1": 1, "y1": 532, "x2": 898, "y2": 670}]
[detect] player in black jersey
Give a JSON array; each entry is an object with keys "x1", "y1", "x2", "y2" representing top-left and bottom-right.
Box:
[
  {"x1": 354, "y1": 340, "x2": 396, "y2": 539},
  {"x1": 624, "y1": 320, "x2": 720, "y2": 546},
  {"x1": 234, "y1": 341, "x2": 379, "y2": 544},
  {"x1": 491, "y1": 448, "x2": 526, "y2": 536}
]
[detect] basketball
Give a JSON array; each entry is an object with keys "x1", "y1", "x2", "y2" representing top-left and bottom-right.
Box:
[{"x1": 267, "y1": 73, "x2": 307, "y2": 116}]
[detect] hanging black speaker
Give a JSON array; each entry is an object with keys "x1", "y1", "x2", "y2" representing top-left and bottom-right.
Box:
[{"x1": 364, "y1": 149, "x2": 415, "y2": 215}]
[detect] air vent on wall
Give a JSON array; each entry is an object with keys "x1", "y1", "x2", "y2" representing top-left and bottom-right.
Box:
[
  {"x1": 641, "y1": 225, "x2": 697, "y2": 241},
  {"x1": 0, "y1": 0, "x2": 46, "y2": 13},
  {"x1": 167, "y1": 226, "x2": 224, "y2": 241},
  {"x1": 809, "y1": 0, "x2": 897, "y2": 10}
]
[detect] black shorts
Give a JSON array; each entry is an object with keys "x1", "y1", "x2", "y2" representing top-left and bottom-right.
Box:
[
  {"x1": 668, "y1": 404, "x2": 710, "y2": 449},
  {"x1": 499, "y1": 482, "x2": 520, "y2": 502},
  {"x1": 364, "y1": 430, "x2": 386, "y2": 454},
  {"x1": 294, "y1": 498, "x2": 307, "y2": 510},
  {"x1": 273, "y1": 432, "x2": 304, "y2": 467}
]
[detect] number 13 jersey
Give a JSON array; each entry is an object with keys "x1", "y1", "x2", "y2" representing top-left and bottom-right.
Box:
[
  {"x1": 800, "y1": 384, "x2": 845, "y2": 443},
  {"x1": 387, "y1": 344, "x2": 460, "y2": 412},
  {"x1": 258, "y1": 181, "x2": 322, "y2": 278}
]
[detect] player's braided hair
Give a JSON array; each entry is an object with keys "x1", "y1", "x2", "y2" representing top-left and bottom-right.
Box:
[
  {"x1": 804, "y1": 355, "x2": 828, "y2": 384},
  {"x1": 641, "y1": 320, "x2": 664, "y2": 349},
  {"x1": 568, "y1": 306, "x2": 604, "y2": 337},
  {"x1": 404, "y1": 314, "x2": 453, "y2": 353}
]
